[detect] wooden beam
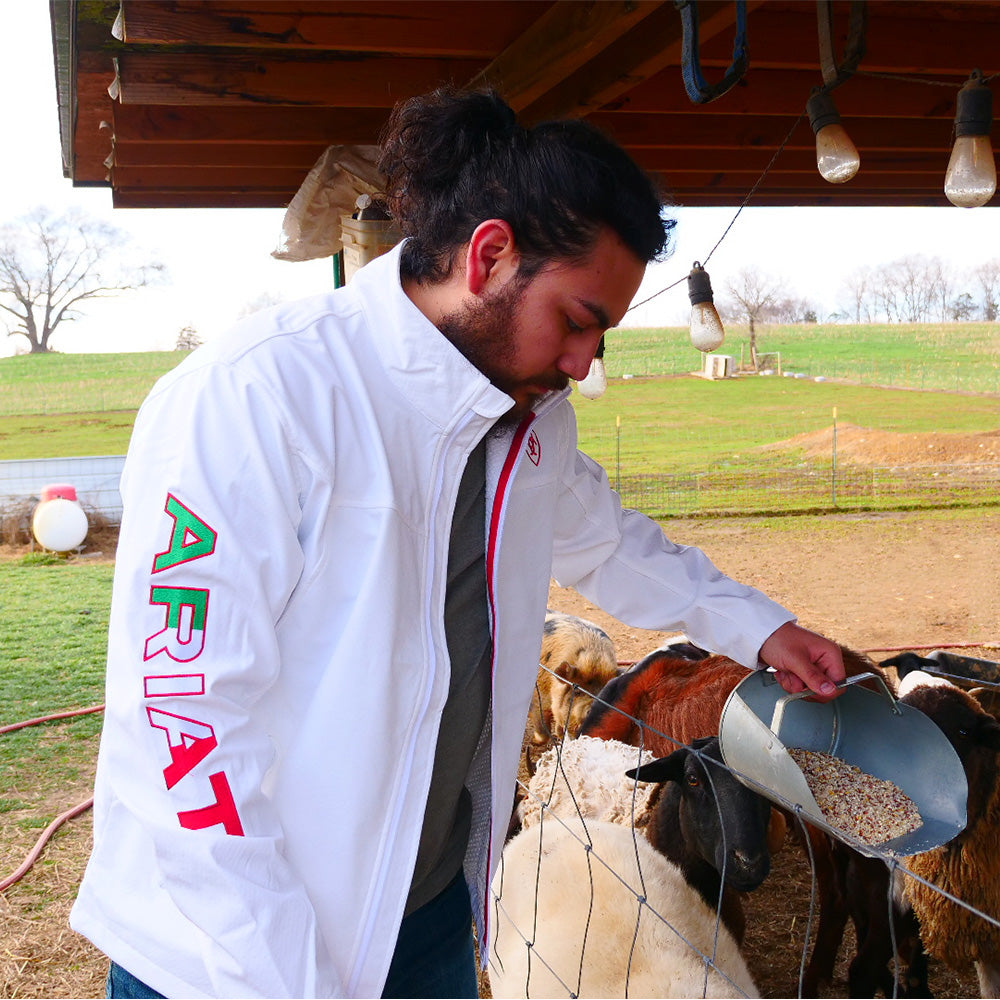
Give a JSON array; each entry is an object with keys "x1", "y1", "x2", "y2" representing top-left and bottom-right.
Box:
[
  {"x1": 112, "y1": 140, "x2": 330, "y2": 168},
  {"x1": 72, "y1": 52, "x2": 118, "y2": 184},
  {"x1": 113, "y1": 51, "x2": 486, "y2": 107},
  {"x1": 111, "y1": 104, "x2": 390, "y2": 143},
  {"x1": 110, "y1": 164, "x2": 316, "y2": 189},
  {"x1": 118, "y1": 1, "x2": 549, "y2": 57},
  {"x1": 519, "y1": 0, "x2": 766, "y2": 124},
  {"x1": 615, "y1": 68, "x2": 960, "y2": 120},
  {"x1": 467, "y1": 1, "x2": 666, "y2": 111},
  {"x1": 694, "y1": 5, "x2": 1000, "y2": 78},
  {"x1": 592, "y1": 112, "x2": 954, "y2": 152}
]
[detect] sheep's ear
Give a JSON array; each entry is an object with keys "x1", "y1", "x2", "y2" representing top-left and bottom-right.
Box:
[
  {"x1": 879, "y1": 652, "x2": 939, "y2": 677},
  {"x1": 977, "y1": 716, "x2": 1000, "y2": 751},
  {"x1": 625, "y1": 745, "x2": 688, "y2": 784}
]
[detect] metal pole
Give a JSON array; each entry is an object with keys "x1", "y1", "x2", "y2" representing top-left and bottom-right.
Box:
[
  {"x1": 832, "y1": 405, "x2": 838, "y2": 506},
  {"x1": 615, "y1": 415, "x2": 622, "y2": 493}
]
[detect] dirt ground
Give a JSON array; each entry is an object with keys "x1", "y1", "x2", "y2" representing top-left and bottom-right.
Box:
[{"x1": 2, "y1": 508, "x2": 998, "y2": 998}]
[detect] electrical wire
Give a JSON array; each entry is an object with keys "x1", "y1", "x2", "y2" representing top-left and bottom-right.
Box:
[{"x1": 627, "y1": 110, "x2": 808, "y2": 315}]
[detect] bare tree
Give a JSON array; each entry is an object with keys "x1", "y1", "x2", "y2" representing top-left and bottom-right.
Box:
[
  {"x1": 840, "y1": 266, "x2": 873, "y2": 323},
  {"x1": 976, "y1": 259, "x2": 1000, "y2": 321},
  {"x1": 723, "y1": 266, "x2": 783, "y2": 367},
  {"x1": 175, "y1": 324, "x2": 203, "y2": 351},
  {"x1": 0, "y1": 207, "x2": 164, "y2": 353}
]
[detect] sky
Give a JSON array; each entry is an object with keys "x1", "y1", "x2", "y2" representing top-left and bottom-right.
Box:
[{"x1": 2, "y1": 5, "x2": 998, "y2": 358}]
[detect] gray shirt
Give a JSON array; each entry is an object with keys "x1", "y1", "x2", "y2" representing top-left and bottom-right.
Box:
[{"x1": 404, "y1": 437, "x2": 492, "y2": 914}]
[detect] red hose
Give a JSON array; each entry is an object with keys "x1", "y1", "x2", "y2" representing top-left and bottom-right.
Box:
[
  {"x1": 0, "y1": 704, "x2": 105, "y2": 893},
  {"x1": 0, "y1": 703, "x2": 105, "y2": 734},
  {"x1": 0, "y1": 796, "x2": 95, "y2": 892}
]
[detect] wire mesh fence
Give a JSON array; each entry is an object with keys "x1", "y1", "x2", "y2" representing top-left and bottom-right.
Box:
[
  {"x1": 582, "y1": 418, "x2": 1000, "y2": 518},
  {"x1": 488, "y1": 658, "x2": 997, "y2": 998}
]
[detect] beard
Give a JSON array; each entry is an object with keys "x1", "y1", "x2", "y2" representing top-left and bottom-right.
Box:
[{"x1": 437, "y1": 278, "x2": 568, "y2": 422}]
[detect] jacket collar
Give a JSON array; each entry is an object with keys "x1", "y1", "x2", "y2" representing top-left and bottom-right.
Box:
[{"x1": 350, "y1": 243, "x2": 514, "y2": 429}]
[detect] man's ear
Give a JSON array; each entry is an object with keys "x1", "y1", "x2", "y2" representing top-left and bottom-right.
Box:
[{"x1": 465, "y1": 220, "x2": 519, "y2": 296}]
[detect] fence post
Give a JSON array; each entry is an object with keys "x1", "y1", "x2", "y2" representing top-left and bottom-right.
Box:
[
  {"x1": 615, "y1": 415, "x2": 622, "y2": 493},
  {"x1": 832, "y1": 406, "x2": 838, "y2": 507}
]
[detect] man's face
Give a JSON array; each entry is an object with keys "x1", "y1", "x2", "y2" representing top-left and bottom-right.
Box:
[{"x1": 439, "y1": 228, "x2": 645, "y2": 419}]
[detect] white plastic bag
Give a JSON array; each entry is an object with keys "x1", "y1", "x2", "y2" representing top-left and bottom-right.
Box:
[{"x1": 272, "y1": 145, "x2": 387, "y2": 262}]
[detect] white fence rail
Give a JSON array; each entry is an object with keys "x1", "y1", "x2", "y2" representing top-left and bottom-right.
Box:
[{"x1": 0, "y1": 455, "x2": 126, "y2": 524}]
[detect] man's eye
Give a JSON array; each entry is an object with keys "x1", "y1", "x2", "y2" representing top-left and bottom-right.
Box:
[{"x1": 567, "y1": 317, "x2": 584, "y2": 333}]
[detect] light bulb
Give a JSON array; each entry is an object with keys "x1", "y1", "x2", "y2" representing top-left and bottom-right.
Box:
[
  {"x1": 807, "y1": 90, "x2": 860, "y2": 184},
  {"x1": 687, "y1": 263, "x2": 725, "y2": 352},
  {"x1": 945, "y1": 72, "x2": 996, "y2": 208},
  {"x1": 577, "y1": 357, "x2": 607, "y2": 399},
  {"x1": 576, "y1": 334, "x2": 607, "y2": 399}
]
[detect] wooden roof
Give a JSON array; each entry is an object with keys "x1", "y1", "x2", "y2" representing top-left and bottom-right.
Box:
[{"x1": 52, "y1": 1, "x2": 1000, "y2": 210}]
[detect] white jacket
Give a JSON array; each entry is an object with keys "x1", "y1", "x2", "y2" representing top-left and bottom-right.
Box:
[{"x1": 71, "y1": 245, "x2": 793, "y2": 998}]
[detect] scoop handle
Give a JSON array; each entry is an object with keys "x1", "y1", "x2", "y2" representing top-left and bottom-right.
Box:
[{"x1": 769, "y1": 671, "x2": 900, "y2": 735}]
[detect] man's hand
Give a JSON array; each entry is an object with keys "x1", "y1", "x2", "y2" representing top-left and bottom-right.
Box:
[{"x1": 758, "y1": 622, "x2": 846, "y2": 700}]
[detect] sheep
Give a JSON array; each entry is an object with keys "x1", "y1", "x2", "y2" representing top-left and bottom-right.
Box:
[
  {"x1": 528, "y1": 611, "x2": 621, "y2": 745},
  {"x1": 517, "y1": 734, "x2": 657, "y2": 832},
  {"x1": 833, "y1": 654, "x2": 1000, "y2": 998},
  {"x1": 886, "y1": 657, "x2": 1000, "y2": 998},
  {"x1": 518, "y1": 735, "x2": 773, "y2": 945},
  {"x1": 489, "y1": 819, "x2": 760, "y2": 999},
  {"x1": 579, "y1": 642, "x2": 891, "y2": 996}
]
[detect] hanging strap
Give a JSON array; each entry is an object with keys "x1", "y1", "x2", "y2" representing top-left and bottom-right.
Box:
[
  {"x1": 817, "y1": 0, "x2": 868, "y2": 91},
  {"x1": 677, "y1": 0, "x2": 749, "y2": 104}
]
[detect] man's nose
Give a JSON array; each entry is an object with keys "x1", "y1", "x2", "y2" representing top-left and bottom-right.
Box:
[{"x1": 559, "y1": 336, "x2": 603, "y2": 381}]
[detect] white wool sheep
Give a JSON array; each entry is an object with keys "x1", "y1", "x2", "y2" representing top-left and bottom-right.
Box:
[
  {"x1": 489, "y1": 819, "x2": 760, "y2": 999},
  {"x1": 518, "y1": 735, "x2": 657, "y2": 833}
]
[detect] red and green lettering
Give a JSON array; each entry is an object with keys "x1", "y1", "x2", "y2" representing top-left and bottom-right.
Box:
[
  {"x1": 144, "y1": 587, "x2": 209, "y2": 662},
  {"x1": 152, "y1": 494, "x2": 217, "y2": 573}
]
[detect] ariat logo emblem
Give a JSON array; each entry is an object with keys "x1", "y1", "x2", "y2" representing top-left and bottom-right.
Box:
[{"x1": 526, "y1": 431, "x2": 541, "y2": 466}]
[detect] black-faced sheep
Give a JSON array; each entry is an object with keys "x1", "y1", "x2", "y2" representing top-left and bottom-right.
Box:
[
  {"x1": 490, "y1": 819, "x2": 760, "y2": 999},
  {"x1": 528, "y1": 611, "x2": 621, "y2": 745},
  {"x1": 516, "y1": 735, "x2": 773, "y2": 946},
  {"x1": 830, "y1": 653, "x2": 1000, "y2": 999},
  {"x1": 887, "y1": 657, "x2": 1000, "y2": 998},
  {"x1": 579, "y1": 642, "x2": 891, "y2": 996}
]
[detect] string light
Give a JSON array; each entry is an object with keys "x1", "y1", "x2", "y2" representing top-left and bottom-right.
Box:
[
  {"x1": 945, "y1": 70, "x2": 996, "y2": 208},
  {"x1": 687, "y1": 263, "x2": 725, "y2": 352},
  {"x1": 577, "y1": 335, "x2": 608, "y2": 399},
  {"x1": 807, "y1": 89, "x2": 861, "y2": 183}
]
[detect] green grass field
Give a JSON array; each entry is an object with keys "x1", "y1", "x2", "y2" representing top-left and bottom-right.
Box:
[
  {"x1": 606, "y1": 321, "x2": 1000, "y2": 394},
  {"x1": 0, "y1": 560, "x2": 110, "y2": 819},
  {"x1": 1, "y1": 329, "x2": 997, "y2": 514}
]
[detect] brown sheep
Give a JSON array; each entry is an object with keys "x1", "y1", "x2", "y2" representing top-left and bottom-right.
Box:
[
  {"x1": 527, "y1": 610, "x2": 621, "y2": 745},
  {"x1": 580, "y1": 641, "x2": 891, "y2": 997}
]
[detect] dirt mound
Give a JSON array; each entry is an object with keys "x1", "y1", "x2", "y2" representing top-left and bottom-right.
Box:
[{"x1": 770, "y1": 422, "x2": 1000, "y2": 466}]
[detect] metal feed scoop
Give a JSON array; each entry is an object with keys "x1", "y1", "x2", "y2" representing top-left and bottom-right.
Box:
[{"x1": 719, "y1": 671, "x2": 968, "y2": 857}]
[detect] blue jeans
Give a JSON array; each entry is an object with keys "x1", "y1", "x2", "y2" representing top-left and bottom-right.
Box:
[
  {"x1": 106, "y1": 963, "x2": 164, "y2": 999},
  {"x1": 381, "y1": 872, "x2": 478, "y2": 998},
  {"x1": 105, "y1": 873, "x2": 477, "y2": 999}
]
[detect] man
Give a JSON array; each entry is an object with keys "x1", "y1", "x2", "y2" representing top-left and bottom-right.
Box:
[{"x1": 72, "y1": 88, "x2": 844, "y2": 999}]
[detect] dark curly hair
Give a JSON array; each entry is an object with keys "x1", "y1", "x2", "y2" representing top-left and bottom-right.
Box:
[{"x1": 377, "y1": 87, "x2": 674, "y2": 283}]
